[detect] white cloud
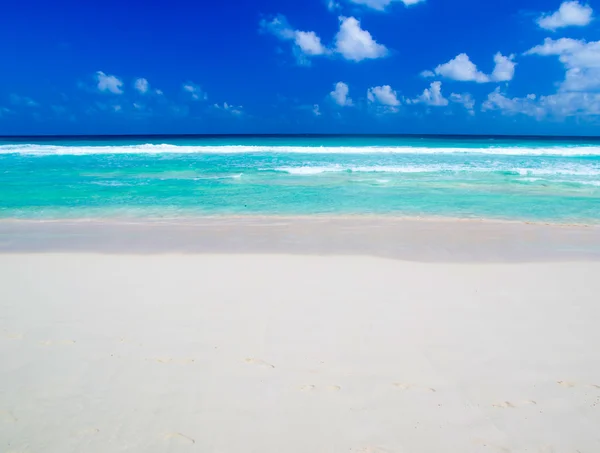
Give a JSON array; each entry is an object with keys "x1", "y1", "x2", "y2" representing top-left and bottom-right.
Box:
[
  {"x1": 482, "y1": 89, "x2": 541, "y2": 117},
  {"x1": 183, "y1": 82, "x2": 207, "y2": 100},
  {"x1": 134, "y1": 78, "x2": 149, "y2": 94},
  {"x1": 260, "y1": 14, "x2": 387, "y2": 64},
  {"x1": 542, "y1": 92, "x2": 600, "y2": 116},
  {"x1": 524, "y1": 37, "x2": 583, "y2": 56},
  {"x1": 330, "y1": 81, "x2": 353, "y2": 106},
  {"x1": 334, "y1": 16, "x2": 388, "y2": 62},
  {"x1": 260, "y1": 15, "x2": 295, "y2": 40},
  {"x1": 428, "y1": 52, "x2": 516, "y2": 83},
  {"x1": 347, "y1": 0, "x2": 425, "y2": 12},
  {"x1": 367, "y1": 85, "x2": 401, "y2": 107},
  {"x1": 407, "y1": 83, "x2": 475, "y2": 113},
  {"x1": 260, "y1": 15, "x2": 328, "y2": 65},
  {"x1": 562, "y1": 67, "x2": 600, "y2": 92},
  {"x1": 327, "y1": 0, "x2": 341, "y2": 11},
  {"x1": 537, "y1": 1, "x2": 593, "y2": 31},
  {"x1": 491, "y1": 53, "x2": 516, "y2": 82},
  {"x1": 487, "y1": 36, "x2": 600, "y2": 119},
  {"x1": 525, "y1": 38, "x2": 600, "y2": 91},
  {"x1": 214, "y1": 102, "x2": 243, "y2": 115},
  {"x1": 313, "y1": 104, "x2": 322, "y2": 116},
  {"x1": 480, "y1": 87, "x2": 600, "y2": 118},
  {"x1": 420, "y1": 70, "x2": 435, "y2": 78},
  {"x1": 294, "y1": 31, "x2": 328, "y2": 56},
  {"x1": 415, "y1": 81, "x2": 449, "y2": 106},
  {"x1": 96, "y1": 71, "x2": 123, "y2": 94},
  {"x1": 433, "y1": 54, "x2": 490, "y2": 83},
  {"x1": 155, "y1": 89, "x2": 164, "y2": 96},
  {"x1": 450, "y1": 93, "x2": 475, "y2": 114}
]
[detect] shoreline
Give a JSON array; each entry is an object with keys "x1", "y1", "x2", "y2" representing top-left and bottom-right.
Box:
[
  {"x1": 1, "y1": 216, "x2": 599, "y2": 262},
  {"x1": 1, "y1": 213, "x2": 599, "y2": 227}
]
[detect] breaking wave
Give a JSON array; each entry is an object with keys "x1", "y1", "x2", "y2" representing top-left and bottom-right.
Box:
[
  {"x1": 3, "y1": 143, "x2": 600, "y2": 156},
  {"x1": 275, "y1": 164, "x2": 600, "y2": 176}
]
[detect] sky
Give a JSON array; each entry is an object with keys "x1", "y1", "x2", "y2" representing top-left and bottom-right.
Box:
[{"x1": 2, "y1": 0, "x2": 600, "y2": 135}]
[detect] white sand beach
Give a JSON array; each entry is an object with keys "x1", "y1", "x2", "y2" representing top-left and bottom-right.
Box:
[{"x1": 1, "y1": 219, "x2": 600, "y2": 453}]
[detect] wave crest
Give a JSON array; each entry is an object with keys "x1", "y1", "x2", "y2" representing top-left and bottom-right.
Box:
[
  {"x1": 276, "y1": 164, "x2": 600, "y2": 176},
  {"x1": 2, "y1": 143, "x2": 600, "y2": 156}
]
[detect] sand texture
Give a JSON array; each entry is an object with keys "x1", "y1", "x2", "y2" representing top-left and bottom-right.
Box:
[{"x1": 1, "y1": 252, "x2": 600, "y2": 453}]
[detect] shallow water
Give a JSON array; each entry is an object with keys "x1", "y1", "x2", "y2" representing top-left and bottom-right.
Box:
[{"x1": 1, "y1": 135, "x2": 599, "y2": 222}]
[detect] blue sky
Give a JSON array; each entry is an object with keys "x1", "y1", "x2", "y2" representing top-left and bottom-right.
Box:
[{"x1": 2, "y1": 0, "x2": 600, "y2": 135}]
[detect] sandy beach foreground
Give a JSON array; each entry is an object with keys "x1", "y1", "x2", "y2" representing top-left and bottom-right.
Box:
[{"x1": 1, "y1": 219, "x2": 600, "y2": 453}]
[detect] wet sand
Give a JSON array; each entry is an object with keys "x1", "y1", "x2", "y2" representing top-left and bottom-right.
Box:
[{"x1": 1, "y1": 216, "x2": 599, "y2": 261}]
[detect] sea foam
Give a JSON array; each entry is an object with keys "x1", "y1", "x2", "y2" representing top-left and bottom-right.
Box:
[
  {"x1": 2, "y1": 143, "x2": 600, "y2": 156},
  {"x1": 275, "y1": 164, "x2": 600, "y2": 176}
]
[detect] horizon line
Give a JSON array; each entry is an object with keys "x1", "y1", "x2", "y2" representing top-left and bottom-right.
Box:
[{"x1": 2, "y1": 133, "x2": 600, "y2": 140}]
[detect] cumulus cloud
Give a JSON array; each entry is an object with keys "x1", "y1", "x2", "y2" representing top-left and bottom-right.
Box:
[
  {"x1": 294, "y1": 31, "x2": 328, "y2": 56},
  {"x1": 491, "y1": 53, "x2": 516, "y2": 82},
  {"x1": 334, "y1": 16, "x2": 388, "y2": 62},
  {"x1": 313, "y1": 104, "x2": 322, "y2": 116},
  {"x1": 524, "y1": 37, "x2": 583, "y2": 56},
  {"x1": 427, "y1": 53, "x2": 516, "y2": 83},
  {"x1": 260, "y1": 15, "x2": 387, "y2": 64},
  {"x1": 415, "y1": 81, "x2": 449, "y2": 106},
  {"x1": 367, "y1": 85, "x2": 401, "y2": 108},
  {"x1": 433, "y1": 54, "x2": 490, "y2": 83},
  {"x1": 482, "y1": 89, "x2": 537, "y2": 117},
  {"x1": 214, "y1": 102, "x2": 243, "y2": 115},
  {"x1": 482, "y1": 88, "x2": 573, "y2": 118},
  {"x1": 347, "y1": 0, "x2": 425, "y2": 12},
  {"x1": 537, "y1": 1, "x2": 593, "y2": 31},
  {"x1": 525, "y1": 38, "x2": 600, "y2": 92},
  {"x1": 96, "y1": 71, "x2": 123, "y2": 94},
  {"x1": 134, "y1": 78, "x2": 149, "y2": 94},
  {"x1": 260, "y1": 15, "x2": 295, "y2": 40},
  {"x1": 327, "y1": 0, "x2": 341, "y2": 11},
  {"x1": 449, "y1": 93, "x2": 476, "y2": 114},
  {"x1": 541, "y1": 92, "x2": 600, "y2": 116},
  {"x1": 487, "y1": 36, "x2": 600, "y2": 118},
  {"x1": 182, "y1": 82, "x2": 207, "y2": 101},
  {"x1": 260, "y1": 15, "x2": 328, "y2": 65},
  {"x1": 483, "y1": 86, "x2": 600, "y2": 118},
  {"x1": 330, "y1": 81, "x2": 353, "y2": 106},
  {"x1": 562, "y1": 67, "x2": 600, "y2": 92}
]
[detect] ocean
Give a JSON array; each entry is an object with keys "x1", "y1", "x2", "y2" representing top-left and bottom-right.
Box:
[{"x1": 1, "y1": 135, "x2": 599, "y2": 223}]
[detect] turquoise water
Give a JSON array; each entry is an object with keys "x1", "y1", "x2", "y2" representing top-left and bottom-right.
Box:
[{"x1": 1, "y1": 135, "x2": 599, "y2": 222}]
